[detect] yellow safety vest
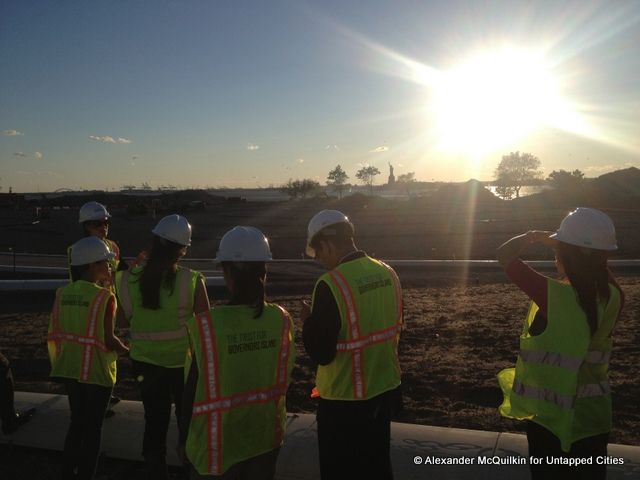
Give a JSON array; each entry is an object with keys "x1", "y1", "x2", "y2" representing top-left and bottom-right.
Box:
[
  {"x1": 498, "y1": 279, "x2": 621, "y2": 451},
  {"x1": 313, "y1": 255, "x2": 403, "y2": 400},
  {"x1": 185, "y1": 304, "x2": 295, "y2": 475},
  {"x1": 116, "y1": 266, "x2": 202, "y2": 368},
  {"x1": 47, "y1": 281, "x2": 117, "y2": 387}
]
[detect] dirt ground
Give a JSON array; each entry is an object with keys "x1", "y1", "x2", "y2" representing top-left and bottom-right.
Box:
[{"x1": 2, "y1": 277, "x2": 638, "y2": 447}]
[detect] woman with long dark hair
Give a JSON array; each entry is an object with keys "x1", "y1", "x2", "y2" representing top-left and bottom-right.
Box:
[
  {"x1": 116, "y1": 214, "x2": 209, "y2": 480},
  {"x1": 497, "y1": 208, "x2": 624, "y2": 480},
  {"x1": 179, "y1": 226, "x2": 295, "y2": 479}
]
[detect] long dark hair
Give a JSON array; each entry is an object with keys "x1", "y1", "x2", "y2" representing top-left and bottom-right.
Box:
[
  {"x1": 139, "y1": 236, "x2": 185, "y2": 309},
  {"x1": 222, "y1": 262, "x2": 266, "y2": 318},
  {"x1": 556, "y1": 242, "x2": 611, "y2": 335}
]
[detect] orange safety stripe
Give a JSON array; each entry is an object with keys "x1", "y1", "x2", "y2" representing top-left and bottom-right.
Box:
[
  {"x1": 328, "y1": 270, "x2": 365, "y2": 399},
  {"x1": 196, "y1": 311, "x2": 222, "y2": 474},
  {"x1": 336, "y1": 324, "x2": 402, "y2": 351},
  {"x1": 47, "y1": 332, "x2": 109, "y2": 351},
  {"x1": 273, "y1": 306, "x2": 291, "y2": 447},
  {"x1": 194, "y1": 308, "x2": 291, "y2": 474},
  {"x1": 81, "y1": 289, "x2": 109, "y2": 382}
]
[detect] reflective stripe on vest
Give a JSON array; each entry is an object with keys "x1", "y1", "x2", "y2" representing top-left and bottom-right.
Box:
[
  {"x1": 192, "y1": 309, "x2": 292, "y2": 475},
  {"x1": 48, "y1": 288, "x2": 110, "y2": 382},
  {"x1": 519, "y1": 349, "x2": 612, "y2": 372},
  {"x1": 328, "y1": 270, "x2": 365, "y2": 399},
  {"x1": 585, "y1": 351, "x2": 611, "y2": 364},
  {"x1": 327, "y1": 264, "x2": 402, "y2": 399},
  {"x1": 130, "y1": 328, "x2": 187, "y2": 341},
  {"x1": 120, "y1": 268, "x2": 192, "y2": 340},
  {"x1": 513, "y1": 379, "x2": 611, "y2": 410}
]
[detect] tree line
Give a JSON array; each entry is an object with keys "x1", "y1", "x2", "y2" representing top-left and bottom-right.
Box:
[{"x1": 280, "y1": 152, "x2": 586, "y2": 200}]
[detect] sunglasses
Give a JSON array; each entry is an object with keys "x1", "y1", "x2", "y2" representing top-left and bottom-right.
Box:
[{"x1": 87, "y1": 220, "x2": 110, "y2": 227}]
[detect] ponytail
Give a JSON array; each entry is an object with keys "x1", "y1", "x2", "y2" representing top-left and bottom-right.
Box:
[
  {"x1": 222, "y1": 262, "x2": 266, "y2": 318},
  {"x1": 556, "y1": 242, "x2": 611, "y2": 335},
  {"x1": 139, "y1": 236, "x2": 184, "y2": 309}
]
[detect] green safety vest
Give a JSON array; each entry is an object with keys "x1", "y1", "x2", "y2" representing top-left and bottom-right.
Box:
[
  {"x1": 116, "y1": 266, "x2": 202, "y2": 368},
  {"x1": 313, "y1": 255, "x2": 403, "y2": 400},
  {"x1": 47, "y1": 280, "x2": 117, "y2": 387},
  {"x1": 185, "y1": 304, "x2": 295, "y2": 476},
  {"x1": 498, "y1": 279, "x2": 621, "y2": 452}
]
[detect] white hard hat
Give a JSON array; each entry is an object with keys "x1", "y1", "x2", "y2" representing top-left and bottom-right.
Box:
[
  {"x1": 70, "y1": 236, "x2": 116, "y2": 266},
  {"x1": 152, "y1": 214, "x2": 192, "y2": 246},
  {"x1": 215, "y1": 226, "x2": 272, "y2": 262},
  {"x1": 78, "y1": 201, "x2": 111, "y2": 223},
  {"x1": 306, "y1": 209, "x2": 352, "y2": 257},
  {"x1": 550, "y1": 207, "x2": 617, "y2": 251}
]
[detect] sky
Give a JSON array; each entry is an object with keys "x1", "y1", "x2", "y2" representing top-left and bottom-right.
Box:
[{"x1": 1, "y1": 0, "x2": 639, "y2": 192}]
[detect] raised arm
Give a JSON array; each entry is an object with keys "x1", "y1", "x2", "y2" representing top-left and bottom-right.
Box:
[
  {"x1": 192, "y1": 277, "x2": 210, "y2": 315},
  {"x1": 104, "y1": 297, "x2": 129, "y2": 354},
  {"x1": 496, "y1": 230, "x2": 556, "y2": 268}
]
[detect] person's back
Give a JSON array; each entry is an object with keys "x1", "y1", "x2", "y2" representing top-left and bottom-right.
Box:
[
  {"x1": 180, "y1": 226, "x2": 295, "y2": 480},
  {"x1": 496, "y1": 207, "x2": 624, "y2": 480},
  {"x1": 301, "y1": 210, "x2": 403, "y2": 480},
  {"x1": 314, "y1": 254, "x2": 402, "y2": 401}
]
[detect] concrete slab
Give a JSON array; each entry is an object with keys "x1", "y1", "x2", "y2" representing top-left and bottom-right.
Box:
[{"x1": 2, "y1": 392, "x2": 639, "y2": 479}]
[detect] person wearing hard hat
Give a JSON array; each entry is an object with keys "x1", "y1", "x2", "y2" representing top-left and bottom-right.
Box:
[
  {"x1": 70, "y1": 201, "x2": 121, "y2": 286},
  {"x1": 48, "y1": 236, "x2": 129, "y2": 480},
  {"x1": 300, "y1": 210, "x2": 403, "y2": 480},
  {"x1": 115, "y1": 214, "x2": 210, "y2": 480},
  {"x1": 496, "y1": 208, "x2": 625, "y2": 479},
  {"x1": 179, "y1": 226, "x2": 295, "y2": 479}
]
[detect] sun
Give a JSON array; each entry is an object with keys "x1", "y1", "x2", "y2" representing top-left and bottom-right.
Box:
[{"x1": 428, "y1": 48, "x2": 565, "y2": 156}]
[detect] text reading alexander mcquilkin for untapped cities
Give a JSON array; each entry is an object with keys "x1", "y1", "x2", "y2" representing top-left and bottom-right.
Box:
[{"x1": 413, "y1": 456, "x2": 625, "y2": 466}]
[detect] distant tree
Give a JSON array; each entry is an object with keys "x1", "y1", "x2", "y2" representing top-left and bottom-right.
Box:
[
  {"x1": 397, "y1": 172, "x2": 417, "y2": 197},
  {"x1": 279, "y1": 178, "x2": 320, "y2": 200},
  {"x1": 355, "y1": 165, "x2": 381, "y2": 195},
  {"x1": 547, "y1": 169, "x2": 584, "y2": 189},
  {"x1": 494, "y1": 151, "x2": 542, "y2": 199},
  {"x1": 327, "y1": 165, "x2": 349, "y2": 198}
]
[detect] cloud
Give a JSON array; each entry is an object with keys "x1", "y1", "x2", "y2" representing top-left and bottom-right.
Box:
[
  {"x1": 16, "y1": 170, "x2": 61, "y2": 177},
  {"x1": 369, "y1": 146, "x2": 389, "y2": 153},
  {"x1": 325, "y1": 144, "x2": 340, "y2": 150},
  {"x1": 247, "y1": 143, "x2": 260, "y2": 151},
  {"x1": 89, "y1": 135, "x2": 132, "y2": 144},
  {"x1": 13, "y1": 152, "x2": 26, "y2": 157},
  {"x1": 34, "y1": 151, "x2": 43, "y2": 160},
  {"x1": 3, "y1": 129, "x2": 23, "y2": 136}
]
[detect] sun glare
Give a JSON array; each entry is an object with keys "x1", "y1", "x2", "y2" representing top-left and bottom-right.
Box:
[{"x1": 429, "y1": 49, "x2": 565, "y2": 156}]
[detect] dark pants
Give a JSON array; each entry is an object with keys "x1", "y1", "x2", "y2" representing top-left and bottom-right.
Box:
[
  {"x1": 190, "y1": 447, "x2": 280, "y2": 480},
  {"x1": 526, "y1": 421, "x2": 609, "y2": 480},
  {"x1": 0, "y1": 353, "x2": 15, "y2": 427},
  {"x1": 62, "y1": 379, "x2": 112, "y2": 480},
  {"x1": 317, "y1": 390, "x2": 395, "y2": 480},
  {"x1": 132, "y1": 360, "x2": 185, "y2": 479}
]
